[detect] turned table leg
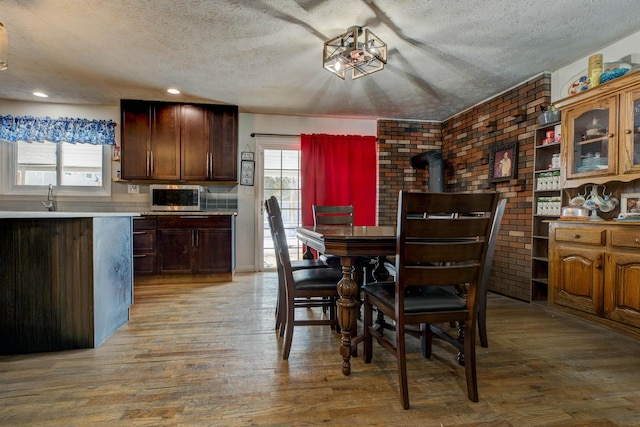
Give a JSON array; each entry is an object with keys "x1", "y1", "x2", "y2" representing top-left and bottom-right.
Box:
[{"x1": 337, "y1": 256, "x2": 358, "y2": 376}]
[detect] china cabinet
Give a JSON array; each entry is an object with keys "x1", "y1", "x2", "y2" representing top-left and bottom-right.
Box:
[
  {"x1": 530, "y1": 121, "x2": 561, "y2": 302},
  {"x1": 556, "y1": 71, "x2": 640, "y2": 188}
]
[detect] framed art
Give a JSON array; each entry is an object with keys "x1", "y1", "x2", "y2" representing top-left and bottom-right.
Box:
[
  {"x1": 240, "y1": 160, "x2": 255, "y2": 186},
  {"x1": 620, "y1": 193, "x2": 640, "y2": 213},
  {"x1": 489, "y1": 142, "x2": 518, "y2": 183}
]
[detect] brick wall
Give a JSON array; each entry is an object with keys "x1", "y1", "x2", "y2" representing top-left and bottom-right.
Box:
[{"x1": 377, "y1": 74, "x2": 552, "y2": 301}]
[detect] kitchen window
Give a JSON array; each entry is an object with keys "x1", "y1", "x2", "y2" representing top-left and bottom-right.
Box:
[{"x1": 0, "y1": 140, "x2": 111, "y2": 196}]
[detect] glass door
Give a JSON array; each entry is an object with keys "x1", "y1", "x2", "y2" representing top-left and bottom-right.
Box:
[
  {"x1": 261, "y1": 148, "x2": 303, "y2": 270},
  {"x1": 622, "y1": 87, "x2": 640, "y2": 174},
  {"x1": 565, "y1": 95, "x2": 617, "y2": 180}
]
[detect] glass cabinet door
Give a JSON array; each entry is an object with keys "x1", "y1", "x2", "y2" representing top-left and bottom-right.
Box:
[
  {"x1": 621, "y1": 88, "x2": 640, "y2": 174},
  {"x1": 565, "y1": 95, "x2": 617, "y2": 180}
]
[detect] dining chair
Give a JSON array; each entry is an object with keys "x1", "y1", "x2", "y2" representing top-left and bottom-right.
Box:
[
  {"x1": 266, "y1": 196, "x2": 344, "y2": 359},
  {"x1": 312, "y1": 204, "x2": 374, "y2": 284},
  {"x1": 478, "y1": 197, "x2": 507, "y2": 348},
  {"x1": 362, "y1": 190, "x2": 499, "y2": 409},
  {"x1": 265, "y1": 199, "x2": 333, "y2": 334}
]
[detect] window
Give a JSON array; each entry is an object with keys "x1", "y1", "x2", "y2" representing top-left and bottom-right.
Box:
[{"x1": 1, "y1": 140, "x2": 111, "y2": 195}]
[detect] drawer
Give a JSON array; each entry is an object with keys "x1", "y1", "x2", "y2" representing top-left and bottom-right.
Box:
[
  {"x1": 133, "y1": 229, "x2": 156, "y2": 252},
  {"x1": 554, "y1": 228, "x2": 605, "y2": 246},
  {"x1": 157, "y1": 215, "x2": 231, "y2": 229},
  {"x1": 133, "y1": 253, "x2": 157, "y2": 275},
  {"x1": 610, "y1": 230, "x2": 640, "y2": 249},
  {"x1": 133, "y1": 216, "x2": 157, "y2": 230}
]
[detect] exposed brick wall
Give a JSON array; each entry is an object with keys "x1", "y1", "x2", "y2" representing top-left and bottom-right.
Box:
[{"x1": 377, "y1": 74, "x2": 552, "y2": 302}]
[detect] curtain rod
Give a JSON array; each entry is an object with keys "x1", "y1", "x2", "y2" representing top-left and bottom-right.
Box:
[{"x1": 250, "y1": 132, "x2": 300, "y2": 138}]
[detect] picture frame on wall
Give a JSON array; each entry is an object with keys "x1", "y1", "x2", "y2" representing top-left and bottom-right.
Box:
[
  {"x1": 489, "y1": 142, "x2": 518, "y2": 183},
  {"x1": 240, "y1": 160, "x2": 255, "y2": 186},
  {"x1": 620, "y1": 193, "x2": 640, "y2": 214}
]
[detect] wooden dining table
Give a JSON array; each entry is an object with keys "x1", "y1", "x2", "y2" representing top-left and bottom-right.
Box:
[{"x1": 296, "y1": 225, "x2": 397, "y2": 375}]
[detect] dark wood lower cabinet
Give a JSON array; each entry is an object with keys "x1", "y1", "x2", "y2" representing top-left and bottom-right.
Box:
[{"x1": 135, "y1": 214, "x2": 235, "y2": 277}]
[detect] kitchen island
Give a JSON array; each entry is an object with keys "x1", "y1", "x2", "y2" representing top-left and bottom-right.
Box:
[{"x1": 0, "y1": 211, "x2": 138, "y2": 354}]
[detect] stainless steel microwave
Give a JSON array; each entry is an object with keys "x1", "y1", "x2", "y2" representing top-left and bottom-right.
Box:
[{"x1": 149, "y1": 184, "x2": 204, "y2": 211}]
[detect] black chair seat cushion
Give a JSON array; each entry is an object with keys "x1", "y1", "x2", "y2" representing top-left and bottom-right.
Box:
[
  {"x1": 292, "y1": 267, "x2": 344, "y2": 291},
  {"x1": 363, "y1": 282, "x2": 466, "y2": 314},
  {"x1": 290, "y1": 259, "x2": 330, "y2": 270}
]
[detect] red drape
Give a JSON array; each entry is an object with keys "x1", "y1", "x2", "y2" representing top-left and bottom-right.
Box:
[{"x1": 301, "y1": 133, "x2": 377, "y2": 227}]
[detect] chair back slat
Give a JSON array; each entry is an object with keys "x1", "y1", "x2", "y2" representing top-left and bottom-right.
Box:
[
  {"x1": 406, "y1": 217, "x2": 492, "y2": 239},
  {"x1": 402, "y1": 264, "x2": 481, "y2": 287},
  {"x1": 403, "y1": 240, "x2": 485, "y2": 264},
  {"x1": 313, "y1": 205, "x2": 354, "y2": 227}
]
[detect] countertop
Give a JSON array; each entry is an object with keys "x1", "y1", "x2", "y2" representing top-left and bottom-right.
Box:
[
  {"x1": 0, "y1": 211, "x2": 141, "y2": 219},
  {"x1": 139, "y1": 211, "x2": 237, "y2": 216}
]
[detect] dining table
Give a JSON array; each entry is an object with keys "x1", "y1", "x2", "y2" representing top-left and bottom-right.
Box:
[{"x1": 296, "y1": 225, "x2": 397, "y2": 375}]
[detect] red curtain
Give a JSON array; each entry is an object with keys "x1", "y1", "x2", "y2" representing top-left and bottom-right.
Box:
[{"x1": 301, "y1": 133, "x2": 377, "y2": 227}]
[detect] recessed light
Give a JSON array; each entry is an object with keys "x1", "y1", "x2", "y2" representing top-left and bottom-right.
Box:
[
  {"x1": 33, "y1": 91, "x2": 48, "y2": 98},
  {"x1": 167, "y1": 88, "x2": 180, "y2": 95}
]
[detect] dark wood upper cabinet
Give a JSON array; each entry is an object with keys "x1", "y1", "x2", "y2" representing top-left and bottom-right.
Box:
[{"x1": 121, "y1": 100, "x2": 238, "y2": 182}]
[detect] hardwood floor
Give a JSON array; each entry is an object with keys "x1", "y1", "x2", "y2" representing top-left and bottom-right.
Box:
[{"x1": 2, "y1": 272, "x2": 640, "y2": 426}]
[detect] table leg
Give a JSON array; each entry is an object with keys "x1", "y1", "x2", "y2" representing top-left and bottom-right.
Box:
[{"x1": 337, "y1": 256, "x2": 358, "y2": 376}]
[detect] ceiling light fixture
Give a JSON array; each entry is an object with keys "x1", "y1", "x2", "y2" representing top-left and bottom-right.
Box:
[
  {"x1": 0, "y1": 22, "x2": 8, "y2": 70},
  {"x1": 167, "y1": 88, "x2": 180, "y2": 94},
  {"x1": 323, "y1": 25, "x2": 387, "y2": 80},
  {"x1": 33, "y1": 92, "x2": 48, "y2": 98}
]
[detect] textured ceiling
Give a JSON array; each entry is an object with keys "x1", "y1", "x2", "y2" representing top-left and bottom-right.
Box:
[{"x1": 1, "y1": 0, "x2": 639, "y2": 121}]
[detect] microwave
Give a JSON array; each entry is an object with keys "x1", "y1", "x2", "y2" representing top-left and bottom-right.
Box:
[{"x1": 150, "y1": 184, "x2": 204, "y2": 211}]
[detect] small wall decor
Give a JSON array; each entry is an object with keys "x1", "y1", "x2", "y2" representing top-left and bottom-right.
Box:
[
  {"x1": 240, "y1": 160, "x2": 255, "y2": 186},
  {"x1": 621, "y1": 193, "x2": 640, "y2": 214},
  {"x1": 489, "y1": 141, "x2": 518, "y2": 183}
]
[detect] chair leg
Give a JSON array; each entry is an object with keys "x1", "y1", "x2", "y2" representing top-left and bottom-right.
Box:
[
  {"x1": 464, "y1": 323, "x2": 479, "y2": 402},
  {"x1": 478, "y1": 293, "x2": 489, "y2": 348},
  {"x1": 420, "y1": 323, "x2": 433, "y2": 358},
  {"x1": 282, "y1": 298, "x2": 295, "y2": 360},
  {"x1": 396, "y1": 323, "x2": 410, "y2": 410},
  {"x1": 363, "y1": 297, "x2": 373, "y2": 363}
]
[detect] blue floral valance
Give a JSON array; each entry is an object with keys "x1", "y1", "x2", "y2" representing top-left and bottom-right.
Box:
[{"x1": 0, "y1": 115, "x2": 117, "y2": 145}]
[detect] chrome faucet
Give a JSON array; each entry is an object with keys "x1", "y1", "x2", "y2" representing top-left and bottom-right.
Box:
[{"x1": 42, "y1": 184, "x2": 56, "y2": 211}]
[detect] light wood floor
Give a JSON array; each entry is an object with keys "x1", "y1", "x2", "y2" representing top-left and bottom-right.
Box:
[{"x1": 2, "y1": 272, "x2": 640, "y2": 426}]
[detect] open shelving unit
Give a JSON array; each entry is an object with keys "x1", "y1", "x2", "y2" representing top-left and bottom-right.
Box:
[{"x1": 531, "y1": 120, "x2": 562, "y2": 303}]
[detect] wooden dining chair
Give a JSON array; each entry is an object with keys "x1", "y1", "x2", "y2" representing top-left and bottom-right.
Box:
[
  {"x1": 312, "y1": 204, "x2": 374, "y2": 284},
  {"x1": 265, "y1": 198, "x2": 332, "y2": 334},
  {"x1": 362, "y1": 190, "x2": 499, "y2": 409},
  {"x1": 478, "y1": 197, "x2": 507, "y2": 348},
  {"x1": 266, "y1": 196, "x2": 343, "y2": 359}
]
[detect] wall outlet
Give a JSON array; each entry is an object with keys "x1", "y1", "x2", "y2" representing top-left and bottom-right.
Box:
[{"x1": 127, "y1": 184, "x2": 139, "y2": 194}]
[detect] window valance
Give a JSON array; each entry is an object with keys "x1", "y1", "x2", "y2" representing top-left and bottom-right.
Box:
[{"x1": 0, "y1": 115, "x2": 116, "y2": 145}]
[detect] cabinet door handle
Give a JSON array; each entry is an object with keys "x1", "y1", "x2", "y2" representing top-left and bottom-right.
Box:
[
  {"x1": 150, "y1": 151, "x2": 154, "y2": 175},
  {"x1": 573, "y1": 234, "x2": 581, "y2": 239},
  {"x1": 607, "y1": 133, "x2": 614, "y2": 138},
  {"x1": 133, "y1": 231, "x2": 145, "y2": 235},
  {"x1": 636, "y1": 238, "x2": 640, "y2": 244},
  {"x1": 146, "y1": 151, "x2": 150, "y2": 176},
  {"x1": 595, "y1": 255, "x2": 602, "y2": 270},
  {"x1": 210, "y1": 153, "x2": 214, "y2": 177},
  {"x1": 133, "y1": 254, "x2": 146, "y2": 258},
  {"x1": 206, "y1": 152, "x2": 210, "y2": 179},
  {"x1": 624, "y1": 129, "x2": 632, "y2": 135}
]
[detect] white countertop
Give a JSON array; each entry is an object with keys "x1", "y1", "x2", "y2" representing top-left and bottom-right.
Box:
[{"x1": 0, "y1": 211, "x2": 141, "y2": 219}]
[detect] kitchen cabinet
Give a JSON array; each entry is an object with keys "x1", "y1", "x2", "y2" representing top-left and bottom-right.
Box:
[
  {"x1": 556, "y1": 71, "x2": 640, "y2": 188},
  {"x1": 121, "y1": 100, "x2": 238, "y2": 182},
  {"x1": 157, "y1": 215, "x2": 234, "y2": 275},
  {"x1": 180, "y1": 104, "x2": 238, "y2": 181},
  {"x1": 132, "y1": 216, "x2": 157, "y2": 275},
  {"x1": 530, "y1": 121, "x2": 561, "y2": 302},
  {"x1": 549, "y1": 221, "x2": 640, "y2": 333},
  {"x1": 120, "y1": 100, "x2": 181, "y2": 180}
]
